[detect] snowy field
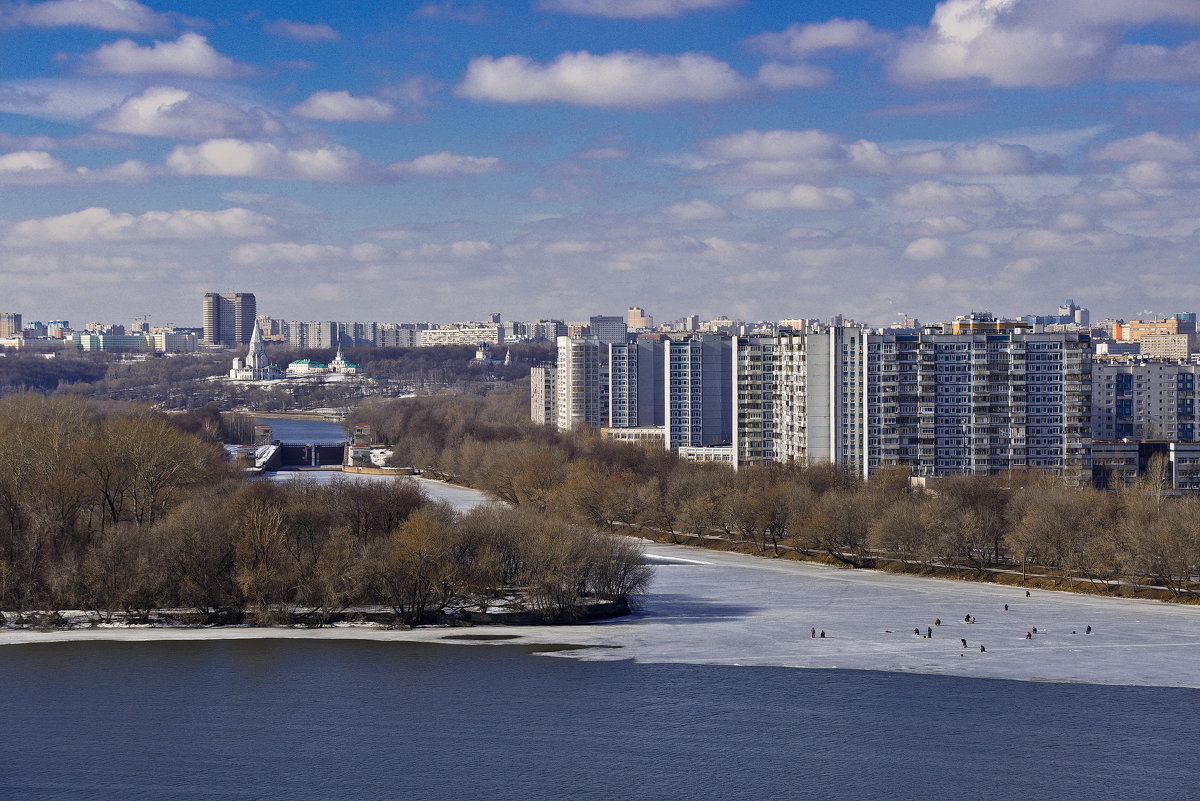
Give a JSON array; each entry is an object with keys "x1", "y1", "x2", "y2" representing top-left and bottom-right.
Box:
[{"x1": 4, "y1": 479, "x2": 1199, "y2": 689}]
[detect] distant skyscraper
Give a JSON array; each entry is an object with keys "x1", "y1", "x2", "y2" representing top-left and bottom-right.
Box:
[
  {"x1": 202, "y1": 293, "x2": 256, "y2": 346},
  {"x1": 589, "y1": 315, "x2": 627, "y2": 344},
  {"x1": 626, "y1": 307, "x2": 653, "y2": 331},
  {"x1": 0, "y1": 312, "x2": 21, "y2": 338},
  {"x1": 285, "y1": 320, "x2": 338, "y2": 349}
]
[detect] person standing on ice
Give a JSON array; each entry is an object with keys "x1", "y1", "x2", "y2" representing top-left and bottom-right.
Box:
[
  {"x1": 927, "y1": 627, "x2": 932, "y2": 638},
  {"x1": 811, "y1": 627, "x2": 816, "y2": 639},
  {"x1": 961, "y1": 638, "x2": 967, "y2": 648}
]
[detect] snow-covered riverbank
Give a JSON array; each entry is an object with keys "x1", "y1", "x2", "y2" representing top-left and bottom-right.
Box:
[{"x1": 4, "y1": 478, "x2": 1198, "y2": 689}]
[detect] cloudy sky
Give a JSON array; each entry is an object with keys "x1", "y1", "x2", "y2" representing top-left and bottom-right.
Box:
[{"x1": 3, "y1": 0, "x2": 1200, "y2": 327}]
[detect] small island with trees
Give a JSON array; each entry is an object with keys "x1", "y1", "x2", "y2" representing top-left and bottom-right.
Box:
[{"x1": 0, "y1": 393, "x2": 649, "y2": 630}]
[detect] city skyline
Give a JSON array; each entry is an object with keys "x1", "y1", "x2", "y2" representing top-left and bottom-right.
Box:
[{"x1": 3, "y1": 1, "x2": 1200, "y2": 325}]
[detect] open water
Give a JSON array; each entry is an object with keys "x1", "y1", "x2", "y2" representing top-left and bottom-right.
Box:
[{"x1": 1, "y1": 639, "x2": 1196, "y2": 800}]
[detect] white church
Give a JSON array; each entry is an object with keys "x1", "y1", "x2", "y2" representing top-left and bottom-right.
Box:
[{"x1": 228, "y1": 324, "x2": 281, "y2": 381}]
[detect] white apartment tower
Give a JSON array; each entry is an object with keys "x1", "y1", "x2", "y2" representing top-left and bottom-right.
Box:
[
  {"x1": 868, "y1": 319, "x2": 1092, "y2": 480},
  {"x1": 1092, "y1": 362, "x2": 1199, "y2": 441},
  {"x1": 609, "y1": 338, "x2": 665, "y2": 429},
  {"x1": 555, "y1": 336, "x2": 610, "y2": 431},
  {"x1": 774, "y1": 326, "x2": 869, "y2": 478},
  {"x1": 530, "y1": 366, "x2": 556, "y2": 426},
  {"x1": 665, "y1": 335, "x2": 733, "y2": 450},
  {"x1": 733, "y1": 335, "x2": 777, "y2": 469}
]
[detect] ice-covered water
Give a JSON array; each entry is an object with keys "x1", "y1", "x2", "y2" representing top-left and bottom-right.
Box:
[{"x1": 5, "y1": 479, "x2": 1199, "y2": 688}]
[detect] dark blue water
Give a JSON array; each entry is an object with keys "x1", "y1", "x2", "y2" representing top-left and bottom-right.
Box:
[{"x1": 1, "y1": 641, "x2": 1195, "y2": 800}]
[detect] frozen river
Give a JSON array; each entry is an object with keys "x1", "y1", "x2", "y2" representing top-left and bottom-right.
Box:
[{"x1": 6, "y1": 476, "x2": 1198, "y2": 689}]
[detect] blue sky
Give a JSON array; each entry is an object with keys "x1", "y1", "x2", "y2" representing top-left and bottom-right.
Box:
[{"x1": 2, "y1": 0, "x2": 1200, "y2": 327}]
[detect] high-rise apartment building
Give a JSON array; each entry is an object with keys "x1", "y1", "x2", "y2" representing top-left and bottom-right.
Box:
[
  {"x1": 377, "y1": 323, "x2": 419, "y2": 348},
  {"x1": 202, "y1": 293, "x2": 256, "y2": 346},
  {"x1": 555, "y1": 336, "x2": 610, "y2": 430},
  {"x1": 609, "y1": 338, "x2": 665, "y2": 429},
  {"x1": 775, "y1": 326, "x2": 868, "y2": 477},
  {"x1": 417, "y1": 325, "x2": 502, "y2": 347},
  {"x1": 588, "y1": 315, "x2": 627, "y2": 344},
  {"x1": 1117, "y1": 315, "x2": 1197, "y2": 356},
  {"x1": 733, "y1": 335, "x2": 777, "y2": 469},
  {"x1": 533, "y1": 314, "x2": 1093, "y2": 482},
  {"x1": 529, "y1": 320, "x2": 567, "y2": 342},
  {"x1": 0, "y1": 312, "x2": 22, "y2": 338},
  {"x1": 530, "y1": 366, "x2": 557, "y2": 426},
  {"x1": 626, "y1": 307, "x2": 654, "y2": 331},
  {"x1": 339, "y1": 321, "x2": 378, "y2": 347},
  {"x1": 1092, "y1": 362, "x2": 1199, "y2": 441},
  {"x1": 285, "y1": 320, "x2": 337, "y2": 349},
  {"x1": 665, "y1": 335, "x2": 733, "y2": 450},
  {"x1": 867, "y1": 319, "x2": 1092, "y2": 480}
]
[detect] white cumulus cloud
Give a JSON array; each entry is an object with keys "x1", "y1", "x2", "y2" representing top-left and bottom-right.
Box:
[
  {"x1": 536, "y1": 0, "x2": 738, "y2": 19},
  {"x1": 230, "y1": 242, "x2": 345, "y2": 265},
  {"x1": 1011, "y1": 227, "x2": 1132, "y2": 253},
  {"x1": 7, "y1": 206, "x2": 281, "y2": 246},
  {"x1": 748, "y1": 18, "x2": 889, "y2": 59},
  {"x1": 1110, "y1": 40, "x2": 1200, "y2": 82},
  {"x1": 0, "y1": 150, "x2": 62, "y2": 172},
  {"x1": 690, "y1": 128, "x2": 1043, "y2": 185},
  {"x1": 702, "y1": 128, "x2": 842, "y2": 161},
  {"x1": 0, "y1": 149, "x2": 148, "y2": 184},
  {"x1": 291, "y1": 90, "x2": 395, "y2": 122},
  {"x1": 0, "y1": 0, "x2": 170, "y2": 33},
  {"x1": 457, "y1": 50, "x2": 753, "y2": 108},
  {"x1": 662, "y1": 198, "x2": 729, "y2": 221},
  {"x1": 401, "y1": 240, "x2": 496, "y2": 259},
  {"x1": 165, "y1": 138, "x2": 376, "y2": 182},
  {"x1": 389, "y1": 152, "x2": 507, "y2": 176},
  {"x1": 889, "y1": 180, "x2": 1001, "y2": 208},
  {"x1": 890, "y1": 0, "x2": 1200, "y2": 87},
  {"x1": 755, "y1": 62, "x2": 832, "y2": 89},
  {"x1": 81, "y1": 32, "x2": 250, "y2": 78},
  {"x1": 93, "y1": 86, "x2": 283, "y2": 139},
  {"x1": 1090, "y1": 132, "x2": 1200, "y2": 163},
  {"x1": 903, "y1": 237, "x2": 950, "y2": 260},
  {"x1": 748, "y1": 19, "x2": 890, "y2": 91},
  {"x1": 736, "y1": 184, "x2": 863, "y2": 211}
]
